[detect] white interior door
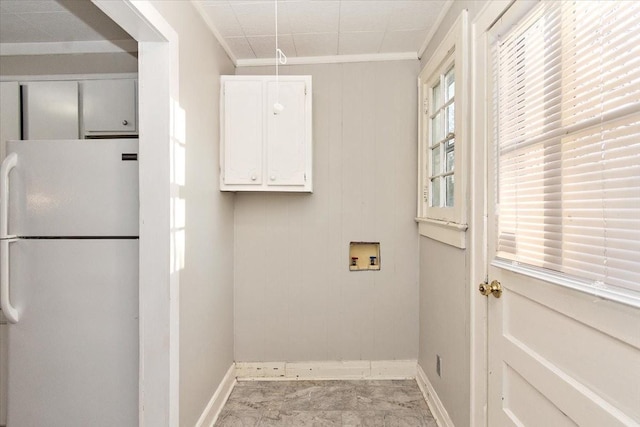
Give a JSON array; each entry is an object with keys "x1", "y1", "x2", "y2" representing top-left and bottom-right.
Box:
[
  {"x1": 484, "y1": 3, "x2": 640, "y2": 425},
  {"x1": 485, "y1": 264, "x2": 640, "y2": 426}
]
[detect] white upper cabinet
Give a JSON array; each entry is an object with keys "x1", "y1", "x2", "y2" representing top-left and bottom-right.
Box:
[
  {"x1": 82, "y1": 79, "x2": 137, "y2": 136},
  {"x1": 22, "y1": 81, "x2": 79, "y2": 140},
  {"x1": 220, "y1": 75, "x2": 312, "y2": 192}
]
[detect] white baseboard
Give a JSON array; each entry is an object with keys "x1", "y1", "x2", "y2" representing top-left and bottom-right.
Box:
[
  {"x1": 235, "y1": 360, "x2": 417, "y2": 381},
  {"x1": 416, "y1": 364, "x2": 455, "y2": 427},
  {"x1": 195, "y1": 363, "x2": 237, "y2": 427}
]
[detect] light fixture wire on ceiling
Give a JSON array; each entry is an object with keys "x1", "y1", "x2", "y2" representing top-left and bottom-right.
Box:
[{"x1": 274, "y1": 0, "x2": 287, "y2": 114}]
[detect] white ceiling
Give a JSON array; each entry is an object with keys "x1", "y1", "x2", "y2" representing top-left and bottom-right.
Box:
[
  {"x1": 0, "y1": 0, "x2": 452, "y2": 65},
  {"x1": 0, "y1": 0, "x2": 132, "y2": 46},
  {"x1": 194, "y1": 0, "x2": 452, "y2": 64}
]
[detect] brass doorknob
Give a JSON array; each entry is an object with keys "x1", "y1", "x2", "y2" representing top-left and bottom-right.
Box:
[{"x1": 479, "y1": 280, "x2": 502, "y2": 298}]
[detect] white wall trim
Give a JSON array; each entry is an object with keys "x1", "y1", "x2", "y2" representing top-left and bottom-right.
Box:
[
  {"x1": 416, "y1": 364, "x2": 455, "y2": 427},
  {"x1": 467, "y1": 3, "x2": 514, "y2": 427},
  {"x1": 418, "y1": 0, "x2": 455, "y2": 59},
  {"x1": 416, "y1": 218, "x2": 468, "y2": 249},
  {"x1": 236, "y1": 52, "x2": 418, "y2": 67},
  {"x1": 195, "y1": 364, "x2": 237, "y2": 427},
  {"x1": 0, "y1": 40, "x2": 137, "y2": 56},
  {"x1": 92, "y1": 0, "x2": 179, "y2": 425},
  {"x1": 236, "y1": 360, "x2": 417, "y2": 381}
]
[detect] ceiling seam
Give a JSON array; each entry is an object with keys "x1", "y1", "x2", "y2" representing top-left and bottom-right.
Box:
[
  {"x1": 283, "y1": 1, "x2": 297, "y2": 57},
  {"x1": 228, "y1": 1, "x2": 257, "y2": 60}
]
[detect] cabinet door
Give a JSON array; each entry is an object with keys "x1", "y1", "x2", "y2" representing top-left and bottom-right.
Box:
[
  {"x1": 223, "y1": 80, "x2": 263, "y2": 185},
  {"x1": 266, "y1": 81, "x2": 307, "y2": 187},
  {"x1": 0, "y1": 82, "x2": 20, "y2": 161},
  {"x1": 83, "y1": 79, "x2": 137, "y2": 135},
  {"x1": 22, "y1": 81, "x2": 79, "y2": 139}
]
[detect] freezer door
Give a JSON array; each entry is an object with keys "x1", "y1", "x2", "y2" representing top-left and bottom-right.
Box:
[
  {"x1": 7, "y1": 239, "x2": 138, "y2": 427},
  {"x1": 6, "y1": 139, "x2": 138, "y2": 237}
]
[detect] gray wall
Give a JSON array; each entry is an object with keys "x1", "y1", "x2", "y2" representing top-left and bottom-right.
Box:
[
  {"x1": 418, "y1": 2, "x2": 484, "y2": 427},
  {"x1": 419, "y1": 238, "x2": 469, "y2": 427},
  {"x1": 0, "y1": 52, "x2": 137, "y2": 76},
  {"x1": 148, "y1": 2, "x2": 236, "y2": 426},
  {"x1": 234, "y1": 61, "x2": 420, "y2": 362}
]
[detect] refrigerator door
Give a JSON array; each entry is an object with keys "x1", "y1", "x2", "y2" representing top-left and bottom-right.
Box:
[
  {"x1": 6, "y1": 139, "x2": 138, "y2": 237},
  {"x1": 7, "y1": 239, "x2": 138, "y2": 427}
]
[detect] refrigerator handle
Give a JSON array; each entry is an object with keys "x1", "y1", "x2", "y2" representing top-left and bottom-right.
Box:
[
  {"x1": 0, "y1": 153, "x2": 19, "y2": 323},
  {"x1": 1, "y1": 239, "x2": 19, "y2": 324},
  {"x1": 1, "y1": 152, "x2": 17, "y2": 238}
]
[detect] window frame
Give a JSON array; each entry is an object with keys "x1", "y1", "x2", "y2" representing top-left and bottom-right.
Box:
[{"x1": 417, "y1": 10, "x2": 469, "y2": 248}]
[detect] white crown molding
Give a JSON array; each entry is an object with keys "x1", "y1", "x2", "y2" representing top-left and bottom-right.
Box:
[
  {"x1": 0, "y1": 40, "x2": 137, "y2": 56},
  {"x1": 418, "y1": 0, "x2": 455, "y2": 59},
  {"x1": 236, "y1": 51, "x2": 418, "y2": 67},
  {"x1": 191, "y1": 0, "x2": 239, "y2": 66}
]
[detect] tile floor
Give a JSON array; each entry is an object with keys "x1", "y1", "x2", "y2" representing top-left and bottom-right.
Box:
[{"x1": 214, "y1": 379, "x2": 437, "y2": 426}]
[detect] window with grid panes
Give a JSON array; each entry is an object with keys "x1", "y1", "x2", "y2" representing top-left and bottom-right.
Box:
[
  {"x1": 417, "y1": 10, "x2": 468, "y2": 248},
  {"x1": 429, "y1": 64, "x2": 456, "y2": 208}
]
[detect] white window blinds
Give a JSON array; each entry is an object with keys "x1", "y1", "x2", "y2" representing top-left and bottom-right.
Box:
[{"x1": 493, "y1": 1, "x2": 640, "y2": 293}]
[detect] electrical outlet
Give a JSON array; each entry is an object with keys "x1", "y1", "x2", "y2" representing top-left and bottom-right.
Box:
[{"x1": 436, "y1": 355, "x2": 442, "y2": 377}]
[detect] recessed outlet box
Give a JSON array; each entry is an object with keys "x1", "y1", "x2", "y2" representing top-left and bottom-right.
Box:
[{"x1": 349, "y1": 242, "x2": 380, "y2": 271}]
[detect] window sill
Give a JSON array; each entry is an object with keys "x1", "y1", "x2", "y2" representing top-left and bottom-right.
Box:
[{"x1": 415, "y1": 217, "x2": 468, "y2": 249}]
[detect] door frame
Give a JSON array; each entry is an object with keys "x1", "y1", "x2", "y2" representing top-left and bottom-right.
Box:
[
  {"x1": 91, "y1": 1, "x2": 179, "y2": 425},
  {"x1": 468, "y1": 2, "x2": 516, "y2": 426}
]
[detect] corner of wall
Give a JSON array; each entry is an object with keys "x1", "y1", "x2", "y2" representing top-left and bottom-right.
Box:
[{"x1": 416, "y1": 363, "x2": 455, "y2": 427}]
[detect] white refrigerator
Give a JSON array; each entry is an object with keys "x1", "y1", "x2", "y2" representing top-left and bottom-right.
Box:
[{"x1": 0, "y1": 139, "x2": 139, "y2": 426}]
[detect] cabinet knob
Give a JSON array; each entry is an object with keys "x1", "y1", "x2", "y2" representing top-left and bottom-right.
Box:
[
  {"x1": 122, "y1": 120, "x2": 129, "y2": 126},
  {"x1": 251, "y1": 175, "x2": 257, "y2": 181},
  {"x1": 270, "y1": 176, "x2": 276, "y2": 181}
]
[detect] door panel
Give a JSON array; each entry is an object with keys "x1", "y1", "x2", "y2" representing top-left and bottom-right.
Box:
[
  {"x1": 487, "y1": 266, "x2": 640, "y2": 426},
  {"x1": 6, "y1": 139, "x2": 139, "y2": 237},
  {"x1": 7, "y1": 239, "x2": 138, "y2": 427},
  {"x1": 503, "y1": 364, "x2": 578, "y2": 427},
  {"x1": 266, "y1": 81, "x2": 306, "y2": 187},
  {"x1": 0, "y1": 81, "x2": 20, "y2": 162},
  {"x1": 223, "y1": 80, "x2": 263, "y2": 185},
  {"x1": 83, "y1": 79, "x2": 137, "y2": 134},
  {"x1": 21, "y1": 81, "x2": 79, "y2": 140}
]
